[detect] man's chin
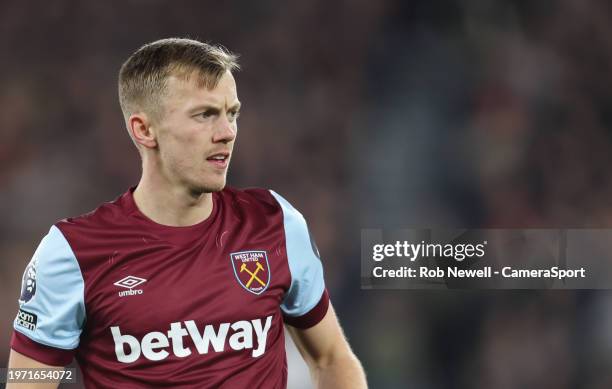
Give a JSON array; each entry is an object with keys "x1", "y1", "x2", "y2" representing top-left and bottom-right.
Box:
[
  {"x1": 208, "y1": 183, "x2": 226, "y2": 192},
  {"x1": 191, "y1": 179, "x2": 226, "y2": 194}
]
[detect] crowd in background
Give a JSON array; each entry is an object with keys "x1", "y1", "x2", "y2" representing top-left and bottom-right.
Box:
[{"x1": 1, "y1": 1, "x2": 612, "y2": 388}]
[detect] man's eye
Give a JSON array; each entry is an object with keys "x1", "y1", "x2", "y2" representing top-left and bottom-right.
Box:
[
  {"x1": 200, "y1": 110, "x2": 215, "y2": 119},
  {"x1": 229, "y1": 111, "x2": 240, "y2": 120}
]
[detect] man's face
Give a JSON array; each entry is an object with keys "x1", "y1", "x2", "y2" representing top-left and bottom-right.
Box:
[{"x1": 153, "y1": 70, "x2": 240, "y2": 193}]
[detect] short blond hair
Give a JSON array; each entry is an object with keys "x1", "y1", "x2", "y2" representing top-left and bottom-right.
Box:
[{"x1": 118, "y1": 38, "x2": 240, "y2": 124}]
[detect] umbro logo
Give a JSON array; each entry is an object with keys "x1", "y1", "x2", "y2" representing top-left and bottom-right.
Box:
[{"x1": 114, "y1": 275, "x2": 146, "y2": 297}]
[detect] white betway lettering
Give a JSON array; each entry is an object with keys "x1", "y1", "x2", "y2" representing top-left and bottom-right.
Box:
[
  {"x1": 185, "y1": 320, "x2": 229, "y2": 354},
  {"x1": 251, "y1": 316, "x2": 272, "y2": 357},
  {"x1": 111, "y1": 315, "x2": 273, "y2": 363}
]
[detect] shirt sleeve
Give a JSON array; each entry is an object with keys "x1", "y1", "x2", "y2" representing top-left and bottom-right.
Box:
[
  {"x1": 270, "y1": 191, "x2": 330, "y2": 329},
  {"x1": 11, "y1": 225, "x2": 86, "y2": 366}
]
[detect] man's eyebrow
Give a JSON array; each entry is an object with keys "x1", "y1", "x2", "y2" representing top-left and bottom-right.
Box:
[
  {"x1": 188, "y1": 104, "x2": 220, "y2": 114},
  {"x1": 188, "y1": 102, "x2": 241, "y2": 114}
]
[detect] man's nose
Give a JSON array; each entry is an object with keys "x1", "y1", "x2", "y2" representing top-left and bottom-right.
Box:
[{"x1": 212, "y1": 114, "x2": 237, "y2": 143}]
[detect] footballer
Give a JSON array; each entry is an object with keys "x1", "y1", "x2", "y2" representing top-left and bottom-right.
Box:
[{"x1": 7, "y1": 38, "x2": 367, "y2": 388}]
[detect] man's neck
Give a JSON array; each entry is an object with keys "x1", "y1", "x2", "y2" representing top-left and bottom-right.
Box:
[{"x1": 132, "y1": 176, "x2": 214, "y2": 227}]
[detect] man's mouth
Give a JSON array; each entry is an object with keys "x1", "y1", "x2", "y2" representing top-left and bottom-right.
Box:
[{"x1": 206, "y1": 152, "x2": 230, "y2": 168}]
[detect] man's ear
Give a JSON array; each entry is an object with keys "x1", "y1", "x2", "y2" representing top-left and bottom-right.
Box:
[{"x1": 128, "y1": 113, "x2": 158, "y2": 149}]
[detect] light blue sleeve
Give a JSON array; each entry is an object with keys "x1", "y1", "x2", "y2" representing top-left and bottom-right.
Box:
[
  {"x1": 270, "y1": 191, "x2": 326, "y2": 318},
  {"x1": 13, "y1": 225, "x2": 86, "y2": 350}
]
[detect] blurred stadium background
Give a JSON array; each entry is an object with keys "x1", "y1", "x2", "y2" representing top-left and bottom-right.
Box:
[{"x1": 2, "y1": 1, "x2": 612, "y2": 388}]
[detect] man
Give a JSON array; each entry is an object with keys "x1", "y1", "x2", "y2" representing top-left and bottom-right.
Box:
[{"x1": 8, "y1": 38, "x2": 367, "y2": 388}]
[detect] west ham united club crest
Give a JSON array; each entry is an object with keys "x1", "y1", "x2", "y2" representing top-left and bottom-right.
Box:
[{"x1": 230, "y1": 250, "x2": 270, "y2": 295}]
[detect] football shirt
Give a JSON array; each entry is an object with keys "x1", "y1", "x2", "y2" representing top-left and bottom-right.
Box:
[{"x1": 11, "y1": 187, "x2": 329, "y2": 388}]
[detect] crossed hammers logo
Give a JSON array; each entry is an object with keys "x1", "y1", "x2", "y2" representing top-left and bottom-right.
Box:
[{"x1": 240, "y1": 261, "x2": 266, "y2": 288}]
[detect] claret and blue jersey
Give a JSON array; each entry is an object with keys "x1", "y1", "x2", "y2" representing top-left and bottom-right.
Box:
[{"x1": 11, "y1": 187, "x2": 329, "y2": 388}]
